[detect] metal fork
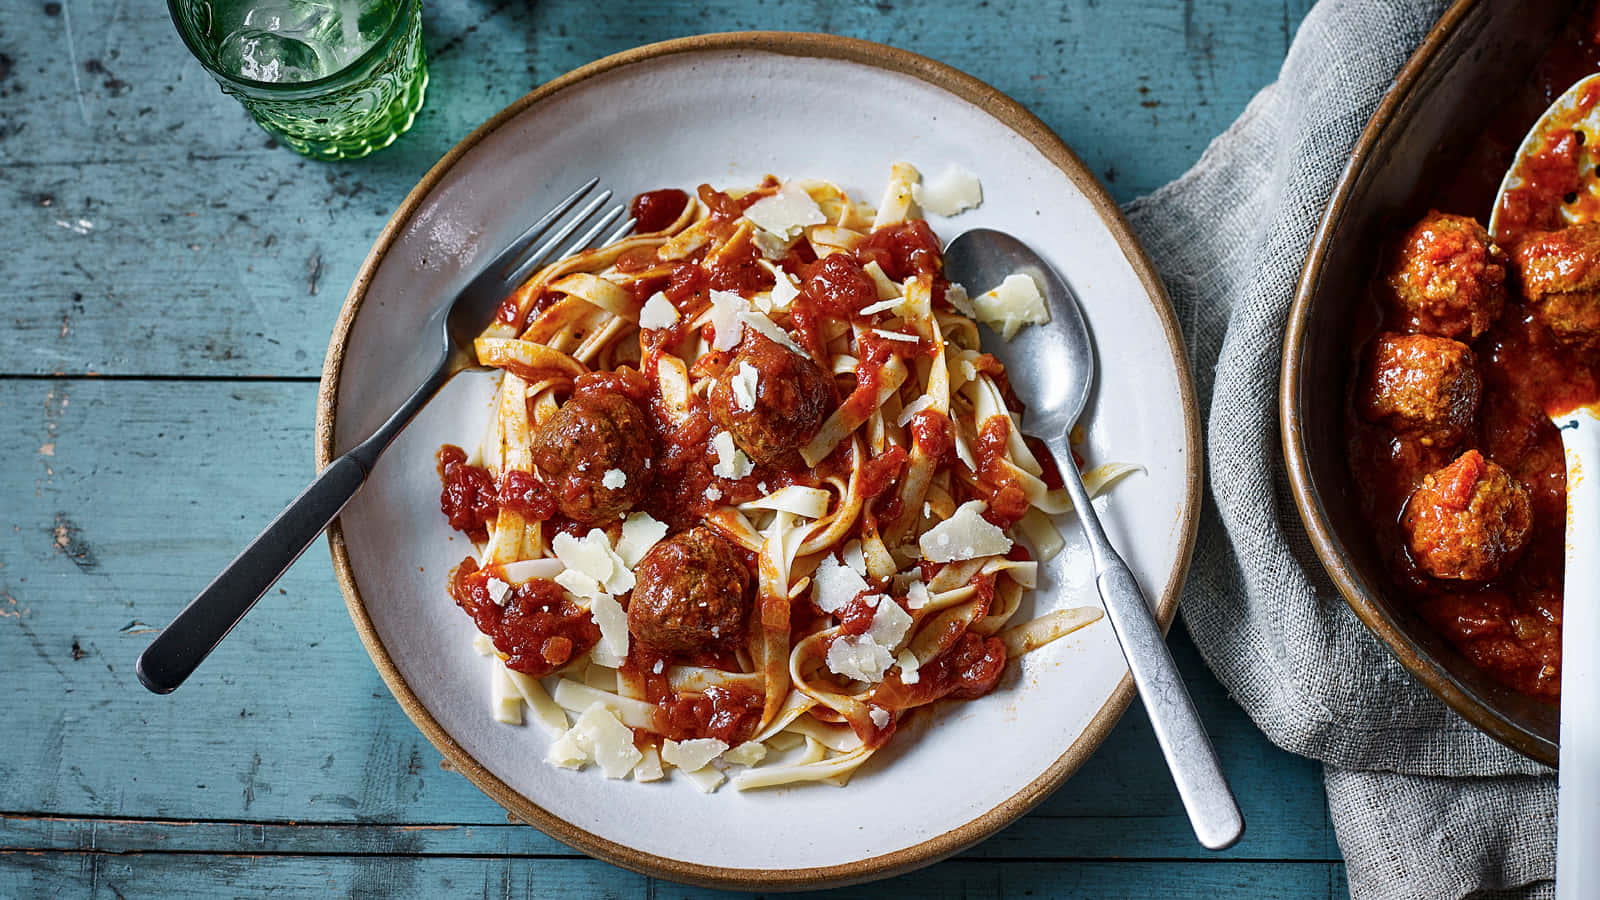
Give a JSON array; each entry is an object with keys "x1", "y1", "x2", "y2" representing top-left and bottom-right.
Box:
[{"x1": 136, "y1": 179, "x2": 634, "y2": 695}]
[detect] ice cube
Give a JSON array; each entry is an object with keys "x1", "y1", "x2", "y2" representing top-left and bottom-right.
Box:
[{"x1": 216, "y1": 28, "x2": 327, "y2": 83}]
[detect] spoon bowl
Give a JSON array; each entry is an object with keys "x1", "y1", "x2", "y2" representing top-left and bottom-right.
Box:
[
  {"x1": 943, "y1": 229, "x2": 1094, "y2": 436},
  {"x1": 944, "y1": 228, "x2": 1244, "y2": 851}
]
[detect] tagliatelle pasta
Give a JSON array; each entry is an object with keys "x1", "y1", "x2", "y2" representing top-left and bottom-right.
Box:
[{"x1": 435, "y1": 165, "x2": 1137, "y2": 791}]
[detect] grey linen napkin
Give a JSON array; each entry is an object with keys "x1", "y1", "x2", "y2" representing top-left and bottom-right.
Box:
[{"x1": 1119, "y1": 1, "x2": 1556, "y2": 897}]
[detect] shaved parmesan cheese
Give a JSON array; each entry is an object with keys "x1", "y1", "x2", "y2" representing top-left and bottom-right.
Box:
[
  {"x1": 711, "y1": 430, "x2": 753, "y2": 479},
  {"x1": 868, "y1": 706, "x2": 891, "y2": 729},
  {"x1": 484, "y1": 577, "x2": 511, "y2": 607},
  {"x1": 868, "y1": 597, "x2": 914, "y2": 649},
  {"x1": 639, "y1": 291, "x2": 680, "y2": 330},
  {"x1": 709, "y1": 289, "x2": 746, "y2": 351},
  {"x1": 552, "y1": 529, "x2": 634, "y2": 598},
  {"x1": 842, "y1": 540, "x2": 867, "y2": 576},
  {"x1": 566, "y1": 702, "x2": 642, "y2": 779},
  {"x1": 731, "y1": 360, "x2": 759, "y2": 412},
  {"x1": 826, "y1": 634, "x2": 894, "y2": 683},
  {"x1": 723, "y1": 741, "x2": 768, "y2": 767},
  {"x1": 546, "y1": 728, "x2": 589, "y2": 769},
  {"x1": 769, "y1": 272, "x2": 801, "y2": 311},
  {"x1": 812, "y1": 554, "x2": 869, "y2": 613},
  {"x1": 739, "y1": 309, "x2": 808, "y2": 357},
  {"x1": 872, "y1": 328, "x2": 919, "y2": 343},
  {"x1": 859, "y1": 296, "x2": 902, "y2": 316},
  {"x1": 740, "y1": 485, "x2": 832, "y2": 519},
  {"x1": 751, "y1": 228, "x2": 793, "y2": 260},
  {"x1": 920, "y1": 500, "x2": 1013, "y2": 562},
  {"x1": 945, "y1": 282, "x2": 976, "y2": 318},
  {"x1": 975, "y1": 273, "x2": 1050, "y2": 340},
  {"x1": 662, "y1": 737, "x2": 729, "y2": 772},
  {"x1": 704, "y1": 485, "x2": 724, "y2": 502},
  {"x1": 554, "y1": 568, "x2": 604, "y2": 602},
  {"x1": 632, "y1": 745, "x2": 665, "y2": 782},
  {"x1": 616, "y1": 511, "x2": 668, "y2": 567},
  {"x1": 601, "y1": 468, "x2": 626, "y2": 490},
  {"x1": 681, "y1": 764, "x2": 726, "y2": 793},
  {"x1": 912, "y1": 165, "x2": 983, "y2": 216},
  {"x1": 588, "y1": 591, "x2": 629, "y2": 665},
  {"x1": 743, "y1": 184, "x2": 825, "y2": 239},
  {"x1": 905, "y1": 580, "x2": 930, "y2": 610},
  {"x1": 896, "y1": 649, "x2": 922, "y2": 684}
]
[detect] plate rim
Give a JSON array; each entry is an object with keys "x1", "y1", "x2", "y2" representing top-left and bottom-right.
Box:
[{"x1": 315, "y1": 30, "x2": 1203, "y2": 889}]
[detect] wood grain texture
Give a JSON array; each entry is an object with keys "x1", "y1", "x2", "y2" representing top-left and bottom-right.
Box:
[
  {"x1": 1, "y1": 0, "x2": 1315, "y2": 378},
  {"x1": 0, "y1": 0, "x2": 1340, "y2": 894},
  {"x1": 0, "y1": 856, "x2": 1350, "y2": 899}
]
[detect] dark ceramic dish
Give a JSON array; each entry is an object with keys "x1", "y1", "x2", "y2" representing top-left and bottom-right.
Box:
[{"x1": 1283, "y1": 0, "x2": 1579, "y2": 766}]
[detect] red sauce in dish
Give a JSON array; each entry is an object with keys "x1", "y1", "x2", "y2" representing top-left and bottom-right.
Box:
[
  {"x1": 1345, "y1": 11, "x2": 1600, "y2": 701},
  {"x1": 450, "y1": 557, "x2": 600, "y2": 678},
  {"x1": 631, "y1": 188, "x2": 690, "y2": 234},
  {"x1": 438, "y1": 445, "x2": 498, "y2": 541}
]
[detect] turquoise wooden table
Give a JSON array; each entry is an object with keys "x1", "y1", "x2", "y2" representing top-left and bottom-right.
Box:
[{"x1": 0, "y1": 0, "x2": 1346, "y2": 896}]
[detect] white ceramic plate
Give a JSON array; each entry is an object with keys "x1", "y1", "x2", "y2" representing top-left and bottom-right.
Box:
[{"x1": 318, "y1": 33, "x2": 1200, "y2": 889}]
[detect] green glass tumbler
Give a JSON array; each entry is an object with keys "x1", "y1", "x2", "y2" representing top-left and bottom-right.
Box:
[{"x1": 168, "y1": 0, "x2": 428, "y2": 160}]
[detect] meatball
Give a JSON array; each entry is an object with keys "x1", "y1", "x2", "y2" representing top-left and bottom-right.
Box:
[
  {"x1": 1386, "y1": 211, "x2": 1508, "y2": 340},
  {"x1": 529, "y1": 389, "x2": 653, "y2": 525},
  {"x1": 1402, "y1": 450, "x2": 1533, "y2": 581},
  {"x1": 1358, "y1": 333, "x2": 1481, "y2": 446},
  {"x1": 1513, "y1": 223, "x2": 1600, "y2": 351},
  {"x1": 707, "y1": 332, "x2": 834, "y2": 467},
  {"x1": 627, "y1": 526, "x2": 752, "y2": 652}
]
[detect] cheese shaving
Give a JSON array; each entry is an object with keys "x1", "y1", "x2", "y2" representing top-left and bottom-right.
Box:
[
  {"x1": 743, "y1": 184, "x2": 825, "y2": 238},
  {"x1": 919, "y1": 500, "x2": 1013, "y2": 562},
  {"x1": 974, "y1": 273, "x2": 1050, "y2": 340},
  {"x1": 638, "y1": 291, "x2": 680, "y2": 330},
  {"x1": 708, "y1": 289, "x2": 746, "y2": 351},
  {"x1": 911, "y1": 165, "x2": 983, "y2": 216}
]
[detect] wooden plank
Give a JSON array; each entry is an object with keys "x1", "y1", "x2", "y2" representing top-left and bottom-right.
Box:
[
  {"x1": 0, "y1": 378, "x2": 1335, "y2": 862},
  {"x1": 0, "y1": 0, "x2": 1312, "y2": 378},
  {"x1": 0, "y1": 854, "x2": 1348, "y2": 899}
]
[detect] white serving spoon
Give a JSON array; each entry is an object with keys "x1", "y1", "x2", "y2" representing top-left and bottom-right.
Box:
[{"x1": 1491, "y1": 73, "x2": 1600, "y2": 900}]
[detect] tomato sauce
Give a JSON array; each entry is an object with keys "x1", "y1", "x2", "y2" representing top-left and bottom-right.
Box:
[
  {"x1": 450, "y1": 558, "x2": 600, "y2": 678},
  {"x1": 437, "y1": 445, "x2": 498, "y2": 541},
  {"x1": 631, "y1": 188, "x2": 690, "y2": 234}
]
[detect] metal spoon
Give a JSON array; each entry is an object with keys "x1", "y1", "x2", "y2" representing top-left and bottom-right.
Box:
[
  {"x1": 1490, "y1": 75, "x2": 1600, "y2": 900},
  {"x1": 944, "y1": 228, "x2": 1244, "y2": 851}
]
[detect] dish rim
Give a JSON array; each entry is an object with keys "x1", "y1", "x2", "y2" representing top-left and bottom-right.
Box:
[
  {"x1": 1280, "y1": 0, "x2": 1558, "y2": 766},
  {"x1": 315, "y1": 30, "x2": 1205, "y2": 888}
]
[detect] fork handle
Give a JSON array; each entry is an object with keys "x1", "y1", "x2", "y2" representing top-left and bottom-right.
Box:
[
  {"x1": 135, "y1": 454, "x2": 368, "y2": 694},
  {"x1": 1062, "y1": 460, "x2": 1245, "y2": 850}
]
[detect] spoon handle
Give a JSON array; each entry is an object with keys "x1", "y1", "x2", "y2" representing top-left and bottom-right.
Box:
[
  {"x1": 1556, "y1": 407, "x2": 1600, "y2": 899},
  {"x1": 1061, "y1": 461, "x2": 1245, "y2": 850}
]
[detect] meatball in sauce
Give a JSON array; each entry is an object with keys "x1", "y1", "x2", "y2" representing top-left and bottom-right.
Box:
[
  {"x1": 1514, "y1": 222, "x2": 1600, "y2": 352},
  {"x1": 1402, "y1": 450, "x2": 1534, "y2": 582},
  {"x1": 1386, "y1": 210, "x2": 1508, "y2": 340},
  {"x1": 627, "y1": 526, "x2": 752, "y2": 653},
  {"x1": 1359, "y1": 333, "x2": 1481, "y2": 447},
  {"x1": 529, "y1": 386, "x2": 654, "y2": 525},
  {"x1": 707, "y1": 332, "x2": 835, "y2": 467}
]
